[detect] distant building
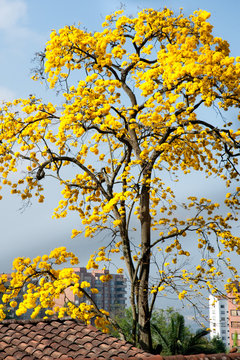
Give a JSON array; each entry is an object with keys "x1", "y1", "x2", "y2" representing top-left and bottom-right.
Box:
[
  {"x1": 209, "y1": 289, "x2": 240, "y2": 349},
  {"x1": 209, "y1": 294, "x2": 230, "y2": 348},
  {"x1": 54, "y1": 267, "x2": 127, "y2": 317},
  {"x1": 227, "y1": 286, "x2": 240, "y2": 348},
  {"x1": 1, "y1": 267, "x2": 127, "y2": 320},
  {"x1": 91, "y1": 268, "x2": 127, "y2": 315},
  {"x1": 0, "y1": 274, "x2": 46, "y2": 320}
]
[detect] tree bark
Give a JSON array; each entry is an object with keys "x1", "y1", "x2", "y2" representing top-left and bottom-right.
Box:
[{"x1": 138, "y1": 180, "x2": 152, "y2": 351}]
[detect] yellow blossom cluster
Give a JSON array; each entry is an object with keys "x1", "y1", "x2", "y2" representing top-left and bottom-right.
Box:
[
  {"x1": 0, "y1": 248, "x2": 111, "y2": 332},
  {"x1": 0, "y1": 6, "x2": 240, "y2": 330}
]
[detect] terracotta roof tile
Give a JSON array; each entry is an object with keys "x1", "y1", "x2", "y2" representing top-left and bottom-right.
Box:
[
  {"x1": 0, "y1": 317, "x2": 154, "y2": 359},
  {"x1": 91, "y1": 338, "x2": 101, "y2": 346},
  {"x1": 66, "y1": 334, "x2": 77, "y2": 342},
  {"x1": 34, "y1": 334, "x2": 44, "y2": 341},
  {"x1": 1, "y1": 346, "x2": 16, "y2": 355},
  {"x1": 0, "y1": 318, "x2": 240, "y2": 359},
  {"x1": 24, "y1": 345, "x2": 34, "y2": 354},
  {"x1": 32, "y1": 350, "x2": 43, "y2": 358}
]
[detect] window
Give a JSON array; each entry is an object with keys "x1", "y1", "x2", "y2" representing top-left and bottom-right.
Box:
[
  {"x1": 231, "y1": 322, "x2": 240, "y2": 328},
  {"x1": 221, "y1": 304, "x2": 225, "y2": 308},
  {"x1": 222, "y1": 330, "x2": 226, "y2": 334},
  {"x1": 231, "y1": 310, "x2": 240, "y2": 316},
  {"x1": 231, "y1": 333, "x2": 240, "y2": 340},
  {"x1": 221, "y1": 311, "x2": 225, "y2": 315}
]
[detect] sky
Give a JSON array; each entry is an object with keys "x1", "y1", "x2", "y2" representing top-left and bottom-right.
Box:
[{"x1": 0, "y1": 0, "x2": 240, "y2": 309}]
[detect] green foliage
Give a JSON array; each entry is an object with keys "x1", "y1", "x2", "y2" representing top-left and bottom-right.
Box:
[
  {"x1": 151, "y1": 309, "x2": 188, "y2": 355},
  {"x1": 233, "y1": 332, "x2": 238, "y2": 348},
  {"x1": 111, "y1": 307, "x2": 226, "y2": 355},
  {"x1": 183, "y1": 329, "x2": 213, "y2": 355},
  {"x1": 110, "y1": 307, "x2": 134, "y2": 342},
  {"x1": 210, "y1": 336, "x2": 226, "y2": 354},
  {"x1": 111, "y1": 307, "x2": 190, "y2": 353}
]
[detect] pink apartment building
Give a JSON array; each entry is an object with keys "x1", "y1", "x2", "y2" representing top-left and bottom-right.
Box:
[
  {"x1": 209, "y1": 289, "x2": 240, "y2": 349},
  {"x1": 2, "y1": 267, "x2": 127, "y2": 319},
  {"x1": 55, "y1": 267, "x2": 127, "y2": 316},
  {"x1": 227, "y1": 292, "x2": 240, "y2": 348}
]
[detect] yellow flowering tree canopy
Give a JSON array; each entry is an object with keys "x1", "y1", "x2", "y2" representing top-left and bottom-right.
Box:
[{"x1": 0, "y1": 7, "x2": 240, "y2": 351}]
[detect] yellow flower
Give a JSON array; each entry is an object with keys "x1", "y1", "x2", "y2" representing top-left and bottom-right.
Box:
[
  {"x1": 90, "y1": 288, "x2": 99, "y2": 294},
  {"x1": 178, "y1": 290, "x2": 187, "y2": 300},
  {"x1": 10, "y1": 301, "x2": 17, "y2": 308},
  {"x1": 117, "y1": 268, "x2": 123, "y2": 274}
]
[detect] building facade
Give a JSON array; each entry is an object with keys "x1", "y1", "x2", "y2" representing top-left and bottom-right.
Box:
[
  {"x1": 209, "y1": 292, "x2": 240, "y2": 349},
  {"x1": 2, "y1": 267, "x2": 127, "y2": 320},
  {"x1": 227, "y1": 292, "x2": 240, "y2": 348},
  {"x1": 55, "y1": 267, "x2": 127, "y2": 317},
  {"x1": 209, "y1": 294, "x2": 230, "y2": 348},
  {"x1": 0, "y1": 274, "x2": 46, "y2": 320}
]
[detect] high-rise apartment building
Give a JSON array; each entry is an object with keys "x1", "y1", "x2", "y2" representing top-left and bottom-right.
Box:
[
  {"x1": 209, "y1": 290, "x2": 240, "y2": 349},
  {"x1": 227, "y1": 290, "x2": 240, "y2": 348},
  {"x1": 209, "y1": 294, "x2": 230, "y2": 348},
  {"x1": 2, "y1": 267, "x2": 127, "y2": 319},
  {"x1": 55, "y1": 267, "x2": 127, "y2": 316},
  {"x1": 0, "y1": 274, "x2": 46, "y2": 320}
]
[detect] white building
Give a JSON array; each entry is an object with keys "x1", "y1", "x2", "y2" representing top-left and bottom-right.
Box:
[{"x1": 209, "y1": 294, "x2": 230, "y2": 348}]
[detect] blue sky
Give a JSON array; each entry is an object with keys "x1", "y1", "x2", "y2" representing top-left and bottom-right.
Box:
[{"x1": 0, "y1": 0, "x2": 240, "y2": 283}]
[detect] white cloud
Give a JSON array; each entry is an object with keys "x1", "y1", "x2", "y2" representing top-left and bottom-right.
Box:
[
  {"x1": 0, "y1": 86, "x2": 16, "y2": 102},
  {"x1": 0, "y1": 0, "x2": 26, "y2": 30},
  {"x1": 0, "y1": 0, "x2": 44, "y2": 46}
]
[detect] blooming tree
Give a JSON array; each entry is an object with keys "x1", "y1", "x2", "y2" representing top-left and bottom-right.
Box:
[{"x1": 0, "y1": 7, "x2": 240, "y2": 351}]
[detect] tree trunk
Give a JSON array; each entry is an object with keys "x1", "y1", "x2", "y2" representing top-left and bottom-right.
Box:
[{"x1": 138, "y1": 181, "x2": 152, "y2": 352}]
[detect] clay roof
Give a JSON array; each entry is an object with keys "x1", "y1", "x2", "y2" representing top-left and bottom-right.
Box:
[
  {"x1": 0, "y1": 317, "x2": 157, "y2": 359},
  {"x1": 164, "y1": 356, "x2": 240, "y2": 360},
  {"x1": 0, "y1": 317, "x2": 240, "y2": 360}
]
